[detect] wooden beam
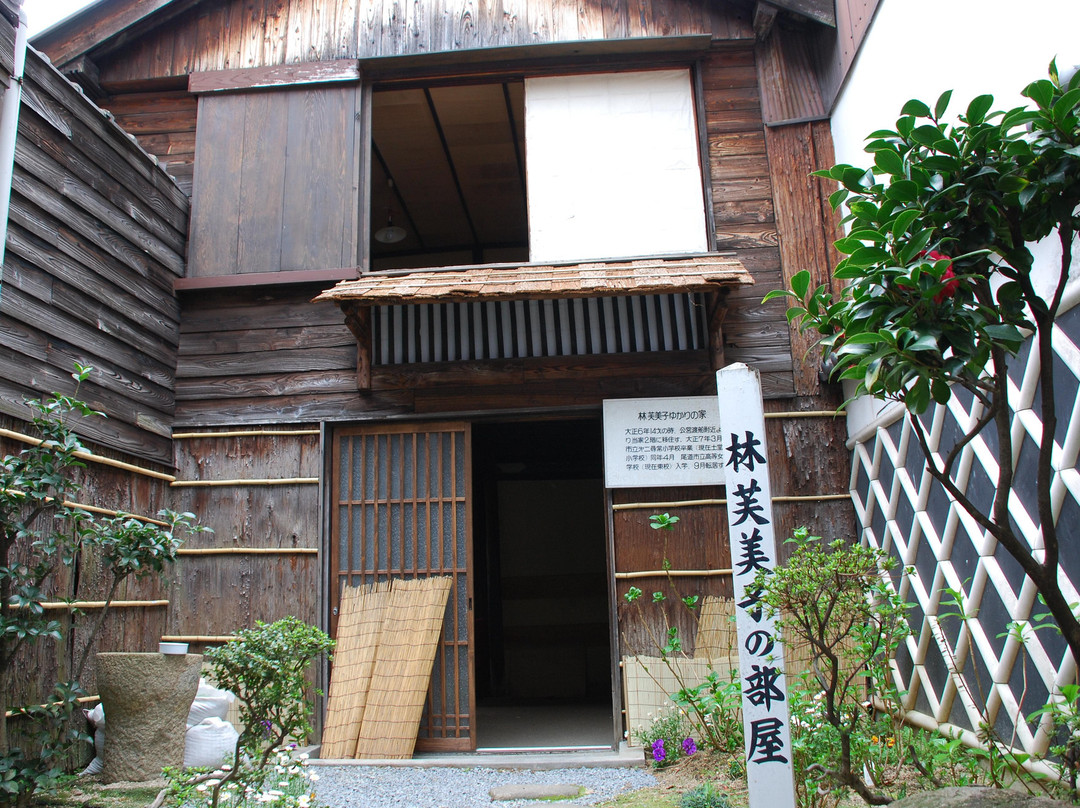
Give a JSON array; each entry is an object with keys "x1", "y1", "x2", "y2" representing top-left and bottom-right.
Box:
[
  {"x1": 360, "y1": 35, "x2": 715, "y2": 81},
  {"x1": 174, "y1": 268, "x2": 358, "y2": 292},
  {"x1": 188, "y1": 60, "x2": 361, "y2": 94},
  {"x1": 765, "y1": 121, "x2": 840, "y2": 396},
  {"x1": 31, "y1": 0, "x2": 202, "y2": 71},
  {"x1": 754, "y1": 2, "x2": 781, "y2": 40},
  {"x1": 62, "y1": 55, "x2": 104, "y2": 100},
  {"x1": 768, "y1": 0, "x2": 837, "y2": 27}
]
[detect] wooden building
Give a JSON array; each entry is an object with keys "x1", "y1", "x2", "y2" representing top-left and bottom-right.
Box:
[{"x1": 9, "y1": 0, "x2": 877, "y2": 752}]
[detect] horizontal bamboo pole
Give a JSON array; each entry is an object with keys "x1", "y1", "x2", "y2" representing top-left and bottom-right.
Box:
[
  {"x1": 161, "y1": 635, "x2": 235, "y2": 643},
  {"x1": 612, "y1": 493, "x2": 851, "y2": 511},
  {"x1": 172, "y1": 429, "x2": 320, "y2": 439},
  {"x1": 170, "y1": 477, "x2": 319, "y2": 487},
  {"x1": 1, "y1": 489, "x2": 168, "y2": 526},
  {"x1": 615, "y1": 568, "x2": 733, "y2": 579},
  {"x1": 66, "y1": 501, "x2": 169, "y2": 525},
  {"x1": 31, "y1": 599, "x2": 169, "y2": 610},
  {"x1": 177, "y1": 547, "x2": 318, "y2": 556},
  {"x1": 6, "y1": 695, "x2": 99, "y2": 718},
  {"x1": 764, "y1": 410, "x2": 845, "y2": 419},
  {"x1": 0, "y1": 428, "x2": 176, "y2": 482}
]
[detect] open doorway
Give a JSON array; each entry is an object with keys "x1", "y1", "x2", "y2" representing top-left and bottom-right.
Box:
[{"x1": 471, "y1": 419, "x2": 613, "y2": 750}]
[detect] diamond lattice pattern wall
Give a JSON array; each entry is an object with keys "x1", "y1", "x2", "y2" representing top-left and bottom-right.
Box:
[{"x1": 851, "y1": 301, "x2": 1080, "y2": 757}]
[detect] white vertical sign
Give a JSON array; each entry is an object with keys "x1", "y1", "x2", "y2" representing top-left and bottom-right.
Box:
[{"x1": 716, "y1": 364, "x2": 796, "y2": 808}]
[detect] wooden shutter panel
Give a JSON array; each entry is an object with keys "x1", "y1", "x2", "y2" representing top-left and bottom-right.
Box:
[{"x1": 188, "y1": 82, "x2": 362, "y2": 278}]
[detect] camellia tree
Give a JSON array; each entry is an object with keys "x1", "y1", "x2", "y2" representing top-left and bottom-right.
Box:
[{"x1": 765, "y1": 62, "x2": 1080, "y2": 667}]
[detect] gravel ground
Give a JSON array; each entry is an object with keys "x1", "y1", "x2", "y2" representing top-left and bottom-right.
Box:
[{"x1": 311, "y1": 765, "x2": 658, "y2": 808}]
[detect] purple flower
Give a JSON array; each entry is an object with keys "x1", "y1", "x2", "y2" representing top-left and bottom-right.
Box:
[
  {"x1": 651, "y1": 738, "x2": 666, "y2": 763},
  {"x1": 682, "y1": 737, "x2": 697, "y2": 756}
]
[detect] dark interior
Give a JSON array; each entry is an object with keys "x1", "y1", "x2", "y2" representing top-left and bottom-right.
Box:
[
  {"x1": 471, "y1": 419, "x2": 612, "y2": 747},
  {"x1": 370, "y1": 79, "x2": 529, "y2": 271}
]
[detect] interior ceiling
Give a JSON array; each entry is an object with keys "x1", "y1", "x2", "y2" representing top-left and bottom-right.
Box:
[{"x1": 370, "y1": 81, "x2": 529, "y2": 270}]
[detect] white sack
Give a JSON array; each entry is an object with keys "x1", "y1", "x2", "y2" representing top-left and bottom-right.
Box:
[{"x1": 184, "y1": 717, "x2": 239, "y2": 769}]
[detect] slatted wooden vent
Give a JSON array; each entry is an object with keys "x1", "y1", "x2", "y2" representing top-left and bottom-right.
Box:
[{"x1": 370, "y1": 293, "x2": 706, "y2": 365}]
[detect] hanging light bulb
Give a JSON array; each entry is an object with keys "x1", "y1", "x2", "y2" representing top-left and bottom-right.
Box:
[{"x1": 374, "y1": 177, "x2": 407, "y2": 244}]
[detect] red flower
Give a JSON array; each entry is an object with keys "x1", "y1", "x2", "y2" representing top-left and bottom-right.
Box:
[{"x1": 920, "y1": 250, "x2": 959, "y2": 303}]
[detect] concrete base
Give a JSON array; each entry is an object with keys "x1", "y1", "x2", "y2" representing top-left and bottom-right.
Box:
[{"x1": 96, "y1": 652, "x2": 202, "y2": 783}]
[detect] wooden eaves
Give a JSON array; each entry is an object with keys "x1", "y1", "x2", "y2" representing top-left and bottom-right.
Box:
[{"x1": 315, "y1": 253, "x2": 753, "y2": 390}]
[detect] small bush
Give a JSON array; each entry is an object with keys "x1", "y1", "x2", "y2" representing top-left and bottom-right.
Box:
[{"x1": 679, "y1": 782, "x2": 732, "y2": 808}]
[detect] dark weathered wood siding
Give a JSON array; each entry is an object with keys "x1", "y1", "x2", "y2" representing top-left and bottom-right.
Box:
[
  {"x1": 0, "y1": 0, "x2": 18, "y2": 91},
  {"x1": 78, "y1": 0, "x2": 751, "y2": 81},
  {"x1": 0, "y1": 48, "x2": 188, "y2": 465},
  {"x1": 0, "y1": 419, "x2": 173, "y2": 717},
  {"x1": 188, "y1": 84, "x2": 363, "y2": 277},
  {"x1": 104, "y1": 86, "x2": 198, "y2": 195},
  {"x1": 169, "y1": 429, "x2": 322, "y2": 640},
  {"x1": 19, "y1": 0, "x2": 857, "y2": 743}
]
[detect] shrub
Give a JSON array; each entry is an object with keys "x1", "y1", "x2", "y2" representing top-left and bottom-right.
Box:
[
  {"x1": 756, "y1": 528, "x2": 906, "y2": 805},
  {"x1": 679, "y1": 782, "x2": 732, "y2": 808},
  {"x1": 169, "y1": 618, "x2": 334, "y2": 808}
]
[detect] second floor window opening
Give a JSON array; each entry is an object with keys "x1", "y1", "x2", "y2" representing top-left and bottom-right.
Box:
[{"x1": 370, "y1": 68, "x2": 708, "y2": 273}]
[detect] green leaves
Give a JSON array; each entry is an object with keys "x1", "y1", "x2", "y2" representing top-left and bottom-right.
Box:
[
  {"x1": 965, "y1": 94, "x2": 994, "y2": 125},
  {"x1": 770, "y1": 65, "x2": 1080, "y2": 415},
  {"x1": 649, "y1": 512, "x2": 680, "y2": 531},
  {"x1": 901, "y1": 98, "x2": 931, "y2": 117}
]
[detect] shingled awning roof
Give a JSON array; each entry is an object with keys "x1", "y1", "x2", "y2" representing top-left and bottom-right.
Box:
[
  {"x1": 318, "y1": 254, "x2": 751, "y2": 390},
  {"x1": 314, "y1": 254, "x2": 752, "y2": 306}
]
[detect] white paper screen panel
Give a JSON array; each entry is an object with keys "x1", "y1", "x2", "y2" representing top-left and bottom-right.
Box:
[{"x1": 524, "y1": 70, "x2": 708, "y2": 263}]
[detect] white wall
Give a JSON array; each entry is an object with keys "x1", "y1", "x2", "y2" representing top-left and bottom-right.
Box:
[
  {"x1": 831, "y1": 0, "x2": 1080, "y2": 436},
  {"x1": 525, "y1": 69, "x2": 708, "y2": 263},
  {"x1": 832, "y1": 0, "x2": 1080, "y2": 169}
]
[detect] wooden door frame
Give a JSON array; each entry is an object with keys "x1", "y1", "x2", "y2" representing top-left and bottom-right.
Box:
[
  {"x1": 327, "y1": 420, "x2": 476, "y2": 752},
  {"x1": 604, "y1": 485, "x2": 624, "y2": 751}
]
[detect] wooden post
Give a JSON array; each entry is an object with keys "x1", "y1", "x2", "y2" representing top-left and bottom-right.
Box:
[
  {"x1": 707, "y1": 291, "x2": 728, "y2": 373},
  {"x1": 344, "y1": 304, "x2": 372, "y2": 391},
  {"x1": 716, "y1": 363, "x2": 796, "y2": 808}
]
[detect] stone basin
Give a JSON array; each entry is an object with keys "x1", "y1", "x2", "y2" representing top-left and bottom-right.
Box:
[{"x1": 96, "y1": 651, "x2": 202, "y2": 783}]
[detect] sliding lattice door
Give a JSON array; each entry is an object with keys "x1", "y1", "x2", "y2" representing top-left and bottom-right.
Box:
[{"x1": 331, "y1": 423, "x2": 474, "y2": 751}]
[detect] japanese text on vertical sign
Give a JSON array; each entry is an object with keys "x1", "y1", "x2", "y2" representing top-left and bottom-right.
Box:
[{"x1": 716, "y1": 364, "x2": 796, "y2": 807}]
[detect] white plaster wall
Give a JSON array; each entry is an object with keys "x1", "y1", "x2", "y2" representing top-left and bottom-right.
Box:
[
  {"x1": 525, "y1": 69, "x2": 708, "y2": 263},
  {"x1": 831, "y1": 0, "x2": 1080, "y2": 437}
]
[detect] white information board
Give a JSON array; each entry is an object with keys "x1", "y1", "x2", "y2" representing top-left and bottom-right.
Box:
[
  {"x1": 602, "y1": 396, "x2": 725, "y2": 489},
  {"x1": 716, "y1": 364, "x2": 796, "y2": 808}
]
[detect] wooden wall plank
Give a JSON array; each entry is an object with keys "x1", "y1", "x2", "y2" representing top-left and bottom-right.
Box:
[
  {"x1": 613, "y1": 485, "x2": 731, "y2": 659},
  {"x1": 281, "y1": 84, "x2": 359, "y2": 270},
  {"x1": 14, "y1": 135, "x2": 186, "y2": 272},
  {"x1": 22, "y1": 54, "x2": 190, "y2": 214},
  {"x1": 0, "y1": 373, "x2": 174, "y2": 459},
  {"x1": 0, "y1": 49, "x2": 187, "y2": 466},
  {"x1": 700, "y1": 43, "x2": 793, "y2": 397},
  {"x1": 188, "y1": 92, "x2": 243, "y2": 276},
  {"x1": 764, "y1": 121, "x2": 838, "y2": 397},
  {"x1": 236, "y1": 91, "x2": 289, "y2": 272},
  {"x1": 7, "y1": 205, "x2": 179, "y2": 321},
  {"x1": 3, "y1": 256, "x2": 177, "y2": 371}
]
